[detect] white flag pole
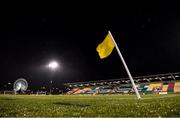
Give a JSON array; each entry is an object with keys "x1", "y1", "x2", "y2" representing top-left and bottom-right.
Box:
[{"x1": 108, "y1": 31, "x2": 141, "y2": 99}]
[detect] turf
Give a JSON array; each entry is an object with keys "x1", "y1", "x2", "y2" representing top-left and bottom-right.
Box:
[{"x1": 0, "y1": 94, "x2": 180, "y2": 117}]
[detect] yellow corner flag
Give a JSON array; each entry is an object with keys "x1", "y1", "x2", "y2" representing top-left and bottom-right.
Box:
[{"x1": 96, "y1": 33, "x2": 115, "y2": 59}]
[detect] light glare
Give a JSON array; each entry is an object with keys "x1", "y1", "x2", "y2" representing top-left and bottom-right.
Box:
[{"x1": 48, "y1": 61, "x2": 59, "y2": 70}]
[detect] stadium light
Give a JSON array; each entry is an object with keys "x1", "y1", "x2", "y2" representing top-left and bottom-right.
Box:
[{"x1": 47, "y1": 61, "x2": 59, "y2": 70}]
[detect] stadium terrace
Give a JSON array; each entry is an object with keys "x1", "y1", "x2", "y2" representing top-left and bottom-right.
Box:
[{"x1": 64, "y1": 72, "x2": 180, "y2": 95}]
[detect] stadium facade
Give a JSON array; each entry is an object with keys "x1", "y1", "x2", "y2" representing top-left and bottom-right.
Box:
[{"x1": 64, "y1": 72, "x2": 180, "y2": 95}]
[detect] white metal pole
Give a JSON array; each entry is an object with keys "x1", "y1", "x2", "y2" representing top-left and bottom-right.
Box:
[{"x1": 108, "y1": 31, "x2": 141, "y2": 99}]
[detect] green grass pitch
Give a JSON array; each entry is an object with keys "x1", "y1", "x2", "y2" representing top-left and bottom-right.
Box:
[{"x1": 0, "y1": 94, "x2": 180, "y2": 117}]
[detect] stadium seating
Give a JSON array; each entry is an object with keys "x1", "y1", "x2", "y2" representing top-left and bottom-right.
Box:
[
  {"x1": 167, "y1": 82, "x2": 175, "y2": 93},
  {"x1": 70, "y1": 87, "x2": 94, "y2": 94},
  {"x1": 162, "y1": 84, "x2": 168, "y2": 92},
  {"x1": 174, "y1": 82, "x2": 180, "y2": 93},
  {"x1": 139, "y1": 84, "x2": 149, "y2": 94},
  {"x1": 67, "y1": 88, "x2": 80, "y2": 94},
  {"x1": 65, "y1": 72, "x2": 180, "y2": 95},
  {"x1": 146, "y1": 83, "x2": 162, "y2": 94},
  {"x1": 66, "y1": 81, "x2": 180, "y2": 95},
  {"x1": 80, "y1": 87, "x2": 92, "y2": 94}
]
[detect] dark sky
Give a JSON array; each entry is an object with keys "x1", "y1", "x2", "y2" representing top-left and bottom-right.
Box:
[{"x1": 1, "y1": 1, "x2": 180, "y2": 90}]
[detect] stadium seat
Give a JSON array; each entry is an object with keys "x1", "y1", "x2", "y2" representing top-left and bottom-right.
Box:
[
  {"x1": 67, "y1": 88, "x2": 80, "y2": 94},
  {"x1": 147, "y1": 83, "x2": 162, "y2": 94},
  {"x1": 167, "y1": 82, "x2": 175, "y2": 93},
  {"x1": 174, "y1": 82, "x2": 180, "y2": 93},
  {"x1": 162, "y1": 85, "x2": 168, "y2": 92},
  {"x1": 140, "y1": 84, "x2": 149, "y2": 94}
]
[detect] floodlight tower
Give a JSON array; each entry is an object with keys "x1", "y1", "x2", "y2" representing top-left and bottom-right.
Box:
[{"x1": 47, "y1": 61, "x2": 59, "y2": 95}]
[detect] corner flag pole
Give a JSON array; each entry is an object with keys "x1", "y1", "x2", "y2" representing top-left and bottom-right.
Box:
[{"x1": 108, "y1": 31, "x2": 141, "y2": 99}]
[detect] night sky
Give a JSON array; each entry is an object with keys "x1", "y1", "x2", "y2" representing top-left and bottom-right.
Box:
[{"x1": 1, "y1": 2, "x2": 180, "y2": 90}]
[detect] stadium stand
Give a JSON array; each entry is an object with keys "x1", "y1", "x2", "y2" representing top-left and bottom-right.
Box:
[
  {"x1": 174, "y1": 82, "x2": 180, "y2": 93},
  {"x1": 162, "y1": 83, "x2": 168, "y2": 92},
  {"x1": 67, "y1": 88, "x2": 80, "y2": 94},
  {"x1": 147, "y1": 83, "x2": 162, "y2": 94},
  {"x1": 140, "y1": 84, "x2": 149, "y2": 94},
  {"x1": 64, "y1": 72, "x2": 180, "y2": 95},
  {"x1": 167, "y1": 82, "x2": 175, "y2": 93}
]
